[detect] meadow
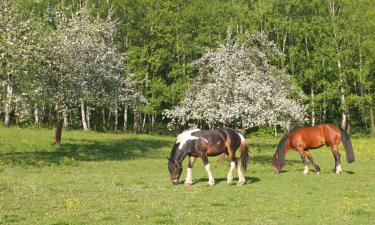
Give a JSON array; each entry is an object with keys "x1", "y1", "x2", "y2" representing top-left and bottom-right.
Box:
[{"x1": 0, "y1": 127, "x2": 375, "y2": 225}]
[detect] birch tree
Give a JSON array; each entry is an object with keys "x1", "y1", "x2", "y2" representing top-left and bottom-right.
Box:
[{"x1": 0, "y1": 0, "x2": 35, "y2": 127}]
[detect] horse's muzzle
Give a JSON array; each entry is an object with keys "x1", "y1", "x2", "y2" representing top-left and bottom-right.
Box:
[
  {"x1": 172, "y1": 178, "x2": 179, "y2": 185},
  {"x1": 273, "y1": 166, "x2": 281, "y2": 174}
]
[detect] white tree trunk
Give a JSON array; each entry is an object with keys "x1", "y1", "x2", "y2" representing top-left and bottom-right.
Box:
[
  {"x1": 142, "y1": 113, "x2": 146, "y2": 132},
  {"x1": 338, "y1": 59, "x2": 347, "y2": 130},
  {"x1": 4, "y1": 80, "x2": 12, "y2": 127},
  {"x1": 81, "y1": 101, "x2": 89, "y2": 131},
  {"x1": 123, "y1": 105, "x2": 128, "y2": 132},
  {"x1": 114, "y1": 103, "x2": 118, "y2": 132},
  {"x1": 86, "y1": 106, "x2": 91, "y2": 131},
  {"x1": 34, "y1": 104, "x2": 39, "y2": 125},
  {"x1": 63, "y1": 108, "x2": 68, "y2": 128}
]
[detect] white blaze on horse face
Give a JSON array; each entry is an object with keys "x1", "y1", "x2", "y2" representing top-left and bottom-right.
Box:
[
  {"x1": 176, "y1": 129, "x2": 201, "y2": 149},
  {"x1": 205, "y1": 164, "x2": 215, "y2": 185}
]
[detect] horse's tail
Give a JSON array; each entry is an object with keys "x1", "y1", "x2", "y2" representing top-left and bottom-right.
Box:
[
  {"x1": 273, "y1": 133, "x2": 288, "y2": 170},
  {"x1": 238, "y1": 133, "x2": 250, "y2": 170},
  {"x1": 338, "y1": 127, "x2": 355, "y2": 163}
]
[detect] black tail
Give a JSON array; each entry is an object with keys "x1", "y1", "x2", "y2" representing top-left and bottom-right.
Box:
[
  {"x1": 239, "y1": 134, "x2": 250, "y2": 170},
  {"x1": 338, "y1": 127, "x2": 355, "y2": 163}
]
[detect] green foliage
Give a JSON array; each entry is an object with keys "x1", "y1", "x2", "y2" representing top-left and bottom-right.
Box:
[{"x1": 1, "y1": 0, "x2": 375, "y2": 132}]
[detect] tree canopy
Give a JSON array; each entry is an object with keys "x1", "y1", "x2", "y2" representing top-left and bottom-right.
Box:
[{"x1": 1, "y1": 0, "x2": 374, "y2": 135}]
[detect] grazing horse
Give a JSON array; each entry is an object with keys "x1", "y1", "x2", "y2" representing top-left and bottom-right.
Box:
[
  {"x1": 273, "y1": 124, "x2": 355, "y2": 174},
  {"x1": 168, "y1": 127, "x2": 250, "y2": 185}
]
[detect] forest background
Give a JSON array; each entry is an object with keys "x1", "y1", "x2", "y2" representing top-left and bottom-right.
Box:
[{"x1": 1, "y1": 0, "x2": 374, "y2": 137}]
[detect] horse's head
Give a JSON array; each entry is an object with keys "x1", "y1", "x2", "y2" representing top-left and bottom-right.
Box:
[
  {"x1": 273, "y1": 134, "x2": 288, "y2": 174},
  {"x1": 272, "y1": 151, "x2": 282, "y2": 174},
  {"x1": 168, "y1": 143, "x2": 183, "y2": 185}
]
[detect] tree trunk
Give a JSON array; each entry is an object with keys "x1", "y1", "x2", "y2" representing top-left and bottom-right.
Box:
[
  {"x1": 86, "y1": 106, "x2": 91, "y2": 131},
  {"x1": 337, "y1": 59, "x2": 348, "y2": 131},
  {"x1": 123, "y1": 105, "x2": 128, "y2": 132},
  {"x1": 151, "y1": 114, "x2": 155, "y2": 131},
  {"x1": 4, "y1": 79, "x2": 12, "y2": 128},
  {"x1": 107, "y1": 109, "x2": 112, "y2": 131},
  {"x1": 114, "y1": 103, "x2": 118, "y2": 132},
  {"x1": 274, "y1": 125, "x2": 278, "y2": 138},
  {"x1": 134, "y1": 109, "x2": 140, "y2": 133},
  {"x1": 311, "y1": 85, "x2": 315, "y2": 126},
  {"x1": 102, "y1": 108, "x2": 106, "y2": 131},
  {"x1": 55, "y1": 111, "x2": 63, "y2": 145},
  {"x1": 142, "y1": 113, "x2": 146, "y2": 132},
  {"x1": 81, "y1": 101, "x2": 89, "y2": 131},
  {"x1": 34, "y1": 104, "x2": 39, "y2": 125},
  {"x1": 370, "y1": 107, "x2": 375, "y2": 134},
  {"x1": 63, "y1": 108, "x2": 69, "y2": 128}
]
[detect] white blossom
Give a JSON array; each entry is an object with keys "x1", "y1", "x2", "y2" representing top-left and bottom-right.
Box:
[{"x1": 164, "y1": 33, "x2": 306, "y2": 130}]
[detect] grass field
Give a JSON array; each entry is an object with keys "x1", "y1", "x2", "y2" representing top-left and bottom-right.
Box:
[{"x1": 1, "y1": 127, "x2": 375, "y2": 225}]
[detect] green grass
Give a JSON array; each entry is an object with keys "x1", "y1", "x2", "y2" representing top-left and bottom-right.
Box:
[{"x1": 1, "y1": 127, "x2": 375, "y2": 224}]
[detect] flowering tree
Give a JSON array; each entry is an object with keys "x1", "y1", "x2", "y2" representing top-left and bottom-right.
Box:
[
  {"x1": 34, "y1": 8, "x2": 137, "y2": 143},
  {"x1": 164, "y1": 33, "x2": 306, "y2": 130}
]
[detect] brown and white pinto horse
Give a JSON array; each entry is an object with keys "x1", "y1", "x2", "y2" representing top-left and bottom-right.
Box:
[
  {"x1": 273, "y1": 124, "x2": 355, "y2": 174},
  {"x1": 168, "y1": 128, "x2": 249, "y2": 185}
]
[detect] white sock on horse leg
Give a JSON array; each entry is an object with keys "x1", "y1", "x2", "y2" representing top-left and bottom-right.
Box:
[
  {"x1": 205, "y1": 164, "x2": 215, "y2": 185},
  {"x1": 185, "y1": 168, "x2": 193, "y2": 184},
  {"x1": 237, "y1": 162, "x2": 245, "y2": 184},
  {"x1": 336, "y1": 164, "x2": 342, "y2": 174},
  {"x1": 304, "y1": 165, "x2": 309, "y2": 174},
  {"x1": 227, "y1": 161, "x2": 236, "y2": 183}
]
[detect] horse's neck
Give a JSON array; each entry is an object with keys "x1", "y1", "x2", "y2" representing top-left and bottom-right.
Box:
[{"x1": 175, "y1": 148, "x2": 188, "y2": 164}]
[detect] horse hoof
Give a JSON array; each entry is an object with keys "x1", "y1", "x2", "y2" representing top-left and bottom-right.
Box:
[
  {"x1": 227, "y1": 178, "x2": 233, "y2": 184},
  {"x1": 237, "y1": 181, "x2": 245, "y2": 186},
  {"x1": 208, "y1": 180, "x2": 215, "y2": 186},
  {"x1": 184, "y1": 182, "x2": 192, "y2": 186},
  {"x1": 316, "y1": 171, "x2": 320, "y2": 175}
]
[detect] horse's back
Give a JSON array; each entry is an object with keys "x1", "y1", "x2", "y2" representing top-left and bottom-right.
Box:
[
  {"x1": 289, "y1": 124, "x2": 341, "y2": 149},
  {"x1": 289, "y1": 126, "x2": 325, "y2": 149},
  {"x1": 192, "y1": 128, "x2": 241, "y2": 154}
]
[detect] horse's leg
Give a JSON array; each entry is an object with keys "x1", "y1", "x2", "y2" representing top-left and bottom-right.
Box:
[
  {"x1": 201, "y1": 153, "x2": 215, "y2": 185},
  {"x1": 297, "y1": 146, "x2": 309, "y2": 174},
  {"x1": 184, "y1": 156, "x2": 196, "y2": 185},
  {"x1": 330, "y1": 145, "x2": 342, "y2": 174},
  {"x1": 237, "y1": 160, "x2": 246, "y2": 185},
  {"x1": 226, "y1": 151, "x2": 236, "y2": 184},
  {"x1": 304, "y1": 150, "x2": 321, "y2": 174}
]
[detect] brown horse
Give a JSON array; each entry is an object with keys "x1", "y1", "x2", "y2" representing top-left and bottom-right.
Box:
[
  {"x1": 168, "y1": 127, "x2": 249, "y2": 185},
  {"x1": 273, "y1": 124, "x2": 355, "y2": 174}
]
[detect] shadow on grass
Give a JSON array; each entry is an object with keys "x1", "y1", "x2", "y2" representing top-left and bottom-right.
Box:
[
  {"x1": 0, "y1": 138, "x2": 172, "y2": 166},
  {"x1": 192, "y1": 176, "x2": 261, "y2": 185},
  {"x1": 251, "y1": 155, "x2": 301, "y2": 165}
]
